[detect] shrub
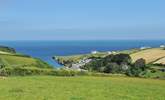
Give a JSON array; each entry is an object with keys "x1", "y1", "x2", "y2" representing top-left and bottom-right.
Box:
[
  {"x1": 0, "y1": 67, "x2": 52, "y2": 76},
  {"x1": 83, "y1": 54, "x2": 132, "y2": 74},
  {"x1": 83, "y1": 59, "x2": 103, "y2": 71},
  {"x1": 126, "y1": 58, "x2": 146, "y2": 77},
  {"x1": 0, "y1": 66, "x2": 89, "y2": 76},
  {"x1": 103, "y1": 63, "x2": 120, "y2": 73},
  {"x1": 104, "y1": 54, "x2": 132, "y2": 65},
  {"x1": 134, "y1": 58, "x2": 146, "y2": 70},
  {"x1": 126, "y1": 67, "x2": 143, "y2": 77}
]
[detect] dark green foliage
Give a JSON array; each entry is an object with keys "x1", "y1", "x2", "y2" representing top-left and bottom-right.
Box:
[
  {"x1": 134, "y1": 58, "x2": 146, "y2": 70},
  {"x1": 126, "y1": 67, "x2": 144, "y2": 77},
  {"x1": 103, "y1": 63, "x2": 120, "y2": 73},
  {"x1": 83, "y1": 54, "x2": 149, "y2": 77},
  {"x1": 83, "y1": 59, "x2": 103, "y2": 71},
  {"x1": 0, "y1": 67, "x2": 49, "y2": 76},
  {"x1": 13, "y1": 54, "x2": 31, "y2": 58},
  {"x1": 153, "y1": 63, "x2": 165, "y2": 66},
  {"x1": 105, "y1": 54, "x2": 132, "y2": 65},
  {"x1": 84, "y1": 54, "x2": 132, "y2": 73},
  {"x1": 126, "y1": 58, "x2": 147, "y2": 77}
]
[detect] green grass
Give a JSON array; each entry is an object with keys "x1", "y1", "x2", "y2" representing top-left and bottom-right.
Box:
[
  {"x1": 0, "y1": 54, "x2": 52, "y2": 68},
  {"x1": 0, "y1": 76, "x2": 165, "y2": 100},
  {"x1": 0, "y1": 54, "x2": 36, "y2": 66},
  {"x1": 0, "y1": 46, "x2": 52, "y2": 68}
]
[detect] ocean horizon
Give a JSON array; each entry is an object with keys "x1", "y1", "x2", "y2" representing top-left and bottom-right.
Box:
[{"x1": 0, "y1": 40, "x2": 165, "y2": 67}]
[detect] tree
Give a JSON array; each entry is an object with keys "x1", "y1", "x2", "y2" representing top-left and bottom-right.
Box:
[
  {"x1": 134, "y1": 58, "x2": 146, "y2": 70},
  {"x1": 83, "y1": 59, "x2": 103, "y2": 71},
  {"x1": 126, "y1": 58, "x2": 146, "y2": 77},
  {"x1": 105, "y1": 54, "x2": 132, "y2": 65},
  {"x1": 103, "y1": 63, "x2": 120, "y2": 73}
]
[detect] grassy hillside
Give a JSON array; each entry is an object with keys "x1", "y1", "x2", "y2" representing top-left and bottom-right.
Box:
[
  {"x1": 130, "y1": 48, "x2": 165, "y2": 64},
  {"x1": 0, "y1": 54, "x2": 52, "y2": 68},
  {"x1": 0, "y1": 46, "x2": 52, "y2": 69},
  {"x1": 0, "y1": 76, "x2": 164, "y2": 100}
]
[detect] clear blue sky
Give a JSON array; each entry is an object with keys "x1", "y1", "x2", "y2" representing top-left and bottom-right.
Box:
[{"x1": 0, "y1": 0, "x2": 165, "y2": 40}]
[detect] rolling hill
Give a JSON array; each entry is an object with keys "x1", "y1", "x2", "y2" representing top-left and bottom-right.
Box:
[
  {"x1": 130, "y1": 48, "x2": 165, "y2": 64},
  {"x1": 0, "y1": 46, "x2": 52, "y2": 68}
]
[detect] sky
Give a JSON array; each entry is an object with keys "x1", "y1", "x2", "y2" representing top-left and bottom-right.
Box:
[{"x1": 0, "y1": 0, "x2": 165, "y2": 40}]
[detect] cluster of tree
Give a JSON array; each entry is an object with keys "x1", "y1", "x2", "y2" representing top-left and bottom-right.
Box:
[{"x1": 83, "y1": 54, "x2": 147, "y2": 77}]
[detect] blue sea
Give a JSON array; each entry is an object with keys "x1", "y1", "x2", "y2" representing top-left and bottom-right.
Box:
[{"x1": 0, "y1": 40, "x2": 165, "y2": 67}]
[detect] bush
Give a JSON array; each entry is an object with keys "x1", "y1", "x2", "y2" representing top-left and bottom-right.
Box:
[
  {"x1": 126, "y1": 67, "x2": 143, "y2": 77},
  {"x1": 103, "y1": 63, "x2": 120, "y2": 73},
  {"x1": 83, "y1": 54, "x2": 132, "y2": 74},
  {"x1": 0, "y1": 67, "x2": 51, "y2": 76},
  {"x1": 0, "y1": 66, "x2": 89, "y2": 76},
  {"x1": 126, "y1": 58, "x2": 147, "y2": 77},
  {"x1": 134, "y1": 58, "x2": 146, "y2": 70},
  {"x1": 102, "y1": 54, "x2": 132, "y2": 65},
  {"x1": 84, "y1": 59, "x2": 103, "y2": 71}
]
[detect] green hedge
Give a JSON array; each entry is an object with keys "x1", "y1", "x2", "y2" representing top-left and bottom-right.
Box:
[{"x1": 0, "y1": 67, "x2": 89, "y2": 76}]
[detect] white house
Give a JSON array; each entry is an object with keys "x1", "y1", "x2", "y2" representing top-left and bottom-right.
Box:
[
  {"x1": 160, "y1": 45, "x2": 165, "y2": 48},
  {"x1": 108, "y1": 51, "x2": 112, "y2": 54},
  {"x1": 91, "y1": 51, "x2": 97, "y2": 54},
  {"x1": 112, "y1": 51, "x2": 116, "y2": 54},
  {"x1": 140, "y1": 46, "x2": 151, "y2": 50}
]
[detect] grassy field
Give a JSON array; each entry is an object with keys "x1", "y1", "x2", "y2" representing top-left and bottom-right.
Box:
[
  {"x1": 0, "y1": 54, "x2": 37, "y2": 66},
  {"x1": 131, "y1": 48, "x2": 165, "y2": 64},
  {"x1": 0, "y1": 76, "x2": 165, "y2": 100},
  {"x1": 154, "y1": 57, "x2": 165, "y2": 65},
  {"x1": 0, "y1": 48, "x2": 52, "y2": 68}
]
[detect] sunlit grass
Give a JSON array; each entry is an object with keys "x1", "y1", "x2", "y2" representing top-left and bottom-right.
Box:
[{"x1": 0, "y1": 76, "x2": 164, "y2": 100}]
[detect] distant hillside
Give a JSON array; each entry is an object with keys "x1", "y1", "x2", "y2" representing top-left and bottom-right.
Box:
[
  {"x1": 0, "y1": 46, "x2": 52, "y2": 69},
  {"x1": 130, "y1": 48, "x2": 165, "y2": 64},
  {"x1": 54, "y1": 48, "x2": 165, "y2": 66},
  {"x1": 54, "y1": 49, "x2": 141, "y2": 66},
  {"x1": 0, "y1": 46, "x2": 16, "y2": 53}
]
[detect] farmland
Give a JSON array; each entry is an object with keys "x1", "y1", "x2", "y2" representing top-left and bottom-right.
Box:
[{"x1": 0, "y1": 76, "x2": 165, "y2": 100}]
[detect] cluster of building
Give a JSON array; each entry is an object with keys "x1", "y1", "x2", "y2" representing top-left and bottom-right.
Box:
[
  {"x1": 160, "y1": 45, "x2": 165, "y2": 48},
  {"x1": 140, "y1": 46, "x2": 151, "y2": 50},
  {"x1": 66, "y1": 58, "x2": 92, "y2": 71},
  {"x1": 139, "y1": 45, "x2": 165, "y2": 50},
  {"x1": 91, "y1": 51, "x2": 116, "y2": 55}
]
